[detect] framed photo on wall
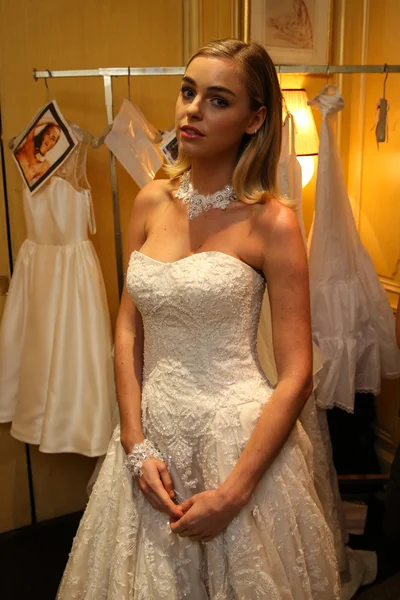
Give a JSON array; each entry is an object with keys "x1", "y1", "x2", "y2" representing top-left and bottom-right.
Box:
[{"x1": 249, "y1": 0, "x2": 332, "y2": 65}]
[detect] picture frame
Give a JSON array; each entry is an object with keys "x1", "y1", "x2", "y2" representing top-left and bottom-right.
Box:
[
  {"x1": 248, "y1": 0, "x2": 332, "y2": 65},
  {"x1": 12, "y1": 100, "x2": 77, "y2": 194}
]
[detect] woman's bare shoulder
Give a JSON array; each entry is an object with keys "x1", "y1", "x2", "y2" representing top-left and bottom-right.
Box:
[
  {"x1": 252, "y1": 195, "x2": 300, "y2": 242},
  {"x1": 133, "y1": 178, "x2": 175, "y2": 215}
]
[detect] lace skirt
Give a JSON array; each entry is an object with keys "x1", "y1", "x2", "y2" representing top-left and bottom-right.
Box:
[{"x1": 57, "y1": 396, "x2": 340, "y2": 600}]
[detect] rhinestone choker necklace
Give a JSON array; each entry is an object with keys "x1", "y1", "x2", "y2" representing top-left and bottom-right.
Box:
[{"x1": 176, "y1": 170, "x2": 238, "y2": 220}]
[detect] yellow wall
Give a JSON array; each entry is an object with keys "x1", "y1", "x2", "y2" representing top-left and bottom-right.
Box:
[
  {"x1": 0, "y1": 0, "x2": 184, "y2": 532},
  {"x1": 0, "y1": 0, "x2": 399, "y2": 532},
  {"x1": 332, "y1": 0, "x2": 400, "y2": 465}
]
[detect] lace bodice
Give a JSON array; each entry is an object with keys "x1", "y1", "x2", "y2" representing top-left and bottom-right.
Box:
[{"x1": 127, "y1": 251, "x2": 268, "y2": 390}]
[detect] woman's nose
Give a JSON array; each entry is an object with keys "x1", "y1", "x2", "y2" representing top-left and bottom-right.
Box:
[{"x1": 186, "y1": 98, "x2": 202, "y2": 119}]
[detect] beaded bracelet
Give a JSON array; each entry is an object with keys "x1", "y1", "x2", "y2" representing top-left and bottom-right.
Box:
[{"x1": 125, "y1": 439, "x2": 165, "y2": 478}]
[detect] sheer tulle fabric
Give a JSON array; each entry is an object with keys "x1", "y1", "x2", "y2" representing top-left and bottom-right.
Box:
[
  {"x1": 58, "y1": 251, "x2": 340, "y2": 599},
  {"x1": 307, "y1": 86, "x2": 400, "y2": 412}
]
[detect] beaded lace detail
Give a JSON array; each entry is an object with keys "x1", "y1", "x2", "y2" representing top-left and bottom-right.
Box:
[
  {"x1": 125, "y1": 439, "x2": 166, "y2": 478},
  {"x1": 57, "y1": 251, "x2": 340, "y2": 599},
  {"x1": 176, "y1": 171, "x2": 238, "y2": 219}
]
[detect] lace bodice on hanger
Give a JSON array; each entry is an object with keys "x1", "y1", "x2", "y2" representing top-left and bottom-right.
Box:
[
  {"x1": 23, "y1": 123, "x2": 96, "y2": 244},
  {"x1": 56, "y1": 123, "x2": 92, "y2": 192}
]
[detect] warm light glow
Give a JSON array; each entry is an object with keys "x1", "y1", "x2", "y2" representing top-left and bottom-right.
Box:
[
  {"x1": 282, "y1": 89, "x2": 318, "y2": 188},
  {"x1": 282, "y1": 89, "x2": 319, "y2": 157},
  {"x1": 298, "y1": 155, "x2": 315, "y2": 188}
]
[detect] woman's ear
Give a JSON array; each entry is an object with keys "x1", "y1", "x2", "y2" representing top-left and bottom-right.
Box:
[{"x1": 245, "y1": 106, "x2": 267, "y2": 135}]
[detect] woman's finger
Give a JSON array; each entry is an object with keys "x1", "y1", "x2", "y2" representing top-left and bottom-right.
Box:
[
  {"x1": 158, "y1": 463, "x2": 175, "y2": 498},
  {"x1": 152, "y1": 480, "x2": 183, "y2": 519}
]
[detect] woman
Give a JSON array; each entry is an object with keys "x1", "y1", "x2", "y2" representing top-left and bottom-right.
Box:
[
  {"x1": 58, "y1": 39, "x2": 340, "y2": 599},
  {"x1": 15, "y1": 121, "x2": 60, "y2": 185}
]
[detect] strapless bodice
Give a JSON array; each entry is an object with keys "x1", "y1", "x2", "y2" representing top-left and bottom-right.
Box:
[{"x1": 126, "y1": 250, "x2": 268, "y2": 392}]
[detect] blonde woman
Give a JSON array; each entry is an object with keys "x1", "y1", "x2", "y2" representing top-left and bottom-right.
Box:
[{"x1": 58, "y1": 39, "x2": 340, "y2": 599}]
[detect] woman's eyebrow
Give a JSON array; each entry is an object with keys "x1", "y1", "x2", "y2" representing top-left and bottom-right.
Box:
[{"x1": 181, "y1": 76, "x2": 236, "y2": 97}]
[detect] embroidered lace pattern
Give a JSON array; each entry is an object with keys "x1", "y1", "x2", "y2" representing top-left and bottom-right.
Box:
[
  {"x1": 176, "y1": 171, "x2": 238, "y2": 219},
  {"x1": 57, "y1": 251, "x2": 340, "y2": 599}
]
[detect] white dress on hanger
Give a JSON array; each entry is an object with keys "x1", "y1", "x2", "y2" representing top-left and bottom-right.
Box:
[
  {"x1": 0, "y1": 125, "x2": 116, "y2": 456},
  {"x1": 258, "y1": 115, "x2": 378, "y2": 597},
  {"x1": 307, "y1": 85, "x2": 400, "y2": 413},
  {"x1": 57, "y1": 250, "x2": 340, "y2": 600}
]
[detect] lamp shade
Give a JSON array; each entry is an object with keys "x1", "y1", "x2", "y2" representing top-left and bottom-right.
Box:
[{"x1": 282, "y1": 89, "x2": 319, "y2": 156}]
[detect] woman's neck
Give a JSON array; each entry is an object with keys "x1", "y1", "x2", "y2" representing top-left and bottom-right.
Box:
[{"x1": 189, "y1": 156, "x2": 236, "y2": 195}]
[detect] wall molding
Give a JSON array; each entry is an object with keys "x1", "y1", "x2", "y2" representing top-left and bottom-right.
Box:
[
  {"x1": 380, "y1": 276, "x2": 400, "y2": 295},
  {"x1": 352, "y1": 0, "x2": 370, "y2": 230},
  {"x1": 182, "y1": 0, "x2": 203, "y2": 64},
  {"x1": 374, "y1": 423, "x2": 397, "y2": 468}
]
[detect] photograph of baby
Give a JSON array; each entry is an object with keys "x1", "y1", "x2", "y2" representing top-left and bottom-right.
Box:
[{"x1": 13, "y1": 101, "x2": 77, "y2": 194}]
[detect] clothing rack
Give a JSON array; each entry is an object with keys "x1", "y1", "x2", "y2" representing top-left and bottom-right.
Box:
[{"x1": 32, "y1": 63, "x2": 400, "y2": 297}]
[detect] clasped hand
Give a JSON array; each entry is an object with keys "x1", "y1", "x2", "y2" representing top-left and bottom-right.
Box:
[
  {"x1": 137, "y1": 459, "x2": 241, "y2": 541},
  {"x1": 170, "y1": 489, "x2": 241, "y2": 542}
]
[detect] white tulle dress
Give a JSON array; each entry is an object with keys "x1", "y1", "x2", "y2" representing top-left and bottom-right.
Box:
[
  {"x1": 0, "y1": 125, "x2": 116, "y2": 456},
  {"x1": 57, "y1": 249, "x2": 340, "y2": 599},
  {"x1": 258, "y1": 114, "x2": 377, "y2": 597},
  {"x1": 307, "y1": 85, "x2": 400, "y2": 412}
]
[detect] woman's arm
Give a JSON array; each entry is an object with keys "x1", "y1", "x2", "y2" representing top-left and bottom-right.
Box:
[
  {"x1": 219, "y1": 204, "x2": 312, "y2": 507},
  {"x1": 115, "y1": 181, "x2": 183, "y2": 520},
  {"x1": 115, "y1": 186, "x2": 154, "y2": 452},
  {"x1": 171, "y1": 202, "x2": 312, "y2": 540}
]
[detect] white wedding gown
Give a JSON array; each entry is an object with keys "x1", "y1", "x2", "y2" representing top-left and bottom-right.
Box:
[
  {"x1": 58, "y1": 250, "x2": 340, "y2": 599},
  {"x1": 0, "y1": 126, "x2": 116, "y2": 456}
]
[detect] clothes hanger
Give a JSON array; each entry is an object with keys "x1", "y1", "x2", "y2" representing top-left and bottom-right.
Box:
[
  {"x1": 91, "y1": 65, "x2": 131, "y2": 148},
  {"x1": 91, "y1": 124, "x2": 112, "y2": 149},
  {"x1": 9, "y1": 75, "x2": 95, "y2": 149}
]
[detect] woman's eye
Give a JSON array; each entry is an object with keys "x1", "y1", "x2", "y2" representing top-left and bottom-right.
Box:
[
  {"x1": 211, "y1": 97, "x2": 229, "y2": 108},
  {"x1": 181, "y1": 87, "x2": 195, "y2": 99}
]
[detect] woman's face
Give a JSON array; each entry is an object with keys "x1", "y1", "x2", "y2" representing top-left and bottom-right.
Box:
[
  {"x1": 175, "y1": 56, "x2": 263, "y2": 161},
  {"x1": 40, "y1": 126, "x2": 60, "y2": 155}
]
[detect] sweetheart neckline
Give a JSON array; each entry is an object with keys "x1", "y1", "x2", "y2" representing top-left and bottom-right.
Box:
[{"x1": 132, "y1": 250, "x2": 265, "y2": 281}]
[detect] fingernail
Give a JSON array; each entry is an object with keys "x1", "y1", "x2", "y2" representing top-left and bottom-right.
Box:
[{"x1": 170, "y1": 491, "x2": 174, "y2": 497}]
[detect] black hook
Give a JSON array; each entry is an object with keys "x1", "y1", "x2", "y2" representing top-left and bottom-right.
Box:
[
  {"x1": 383, "y1": 63, "x2": 389, "y2": 99},
  {"x1": 127, "y1": 66, "x2": 131, "y2": 101},
  {"x1": 44, "y1": 76, "x2": 50, "y2": 102}
]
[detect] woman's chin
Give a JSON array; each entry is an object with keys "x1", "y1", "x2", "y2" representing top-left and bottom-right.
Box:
[{"x1": 179, "y1": 143, "x2": 211, "y2": 160}]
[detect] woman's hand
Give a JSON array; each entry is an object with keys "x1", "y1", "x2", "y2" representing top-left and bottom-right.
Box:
[
  {"x1": 169, "y1": 489, "x2": 243, "y2": 542},
  {"x1": 137, "y1": 458, "x2": 184, "y2": 520}
]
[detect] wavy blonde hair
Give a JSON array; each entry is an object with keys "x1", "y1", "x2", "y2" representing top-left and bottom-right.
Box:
[{"x1": 167, "y1": 38, "x2": 283, "y2": 204}]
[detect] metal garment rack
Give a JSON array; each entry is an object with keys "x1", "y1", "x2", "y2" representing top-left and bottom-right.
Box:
[{"x1": 33, "y1": 63, "x2": 400, "y2": 297}]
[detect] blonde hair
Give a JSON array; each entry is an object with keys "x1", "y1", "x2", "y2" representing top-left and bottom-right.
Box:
[{"x1": 168, "y1": 38, "x2": 283, "y2": 204}]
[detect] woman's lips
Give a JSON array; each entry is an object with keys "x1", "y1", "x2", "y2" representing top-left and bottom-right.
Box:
[{"x1": 180, "y1": 126, "x2": 205, "y2": 140}]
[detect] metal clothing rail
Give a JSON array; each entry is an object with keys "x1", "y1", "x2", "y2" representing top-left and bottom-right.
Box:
[
  {"x1": 33, "y1": 67, "x2": 186, "y2": 297},
  {"x1": 32, "y1": 63, "x2": 400, "y2": 296}
]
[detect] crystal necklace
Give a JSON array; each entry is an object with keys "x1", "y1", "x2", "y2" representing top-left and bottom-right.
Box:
[{"x1": 176, "y1": 170, "x2": 238, "y2": 220}]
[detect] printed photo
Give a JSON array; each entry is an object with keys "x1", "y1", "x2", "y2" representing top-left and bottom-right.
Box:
[
  {"x1": 160, "y1": 129, "x2": 179, "y2": 164},
  {"x1": 13, "y1": 101, "x2": 77, "y2": 194}
]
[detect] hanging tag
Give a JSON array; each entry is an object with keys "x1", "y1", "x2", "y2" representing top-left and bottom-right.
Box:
[{"x1": 375, "y1": 97, "x2": 388, "y2": 144}]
